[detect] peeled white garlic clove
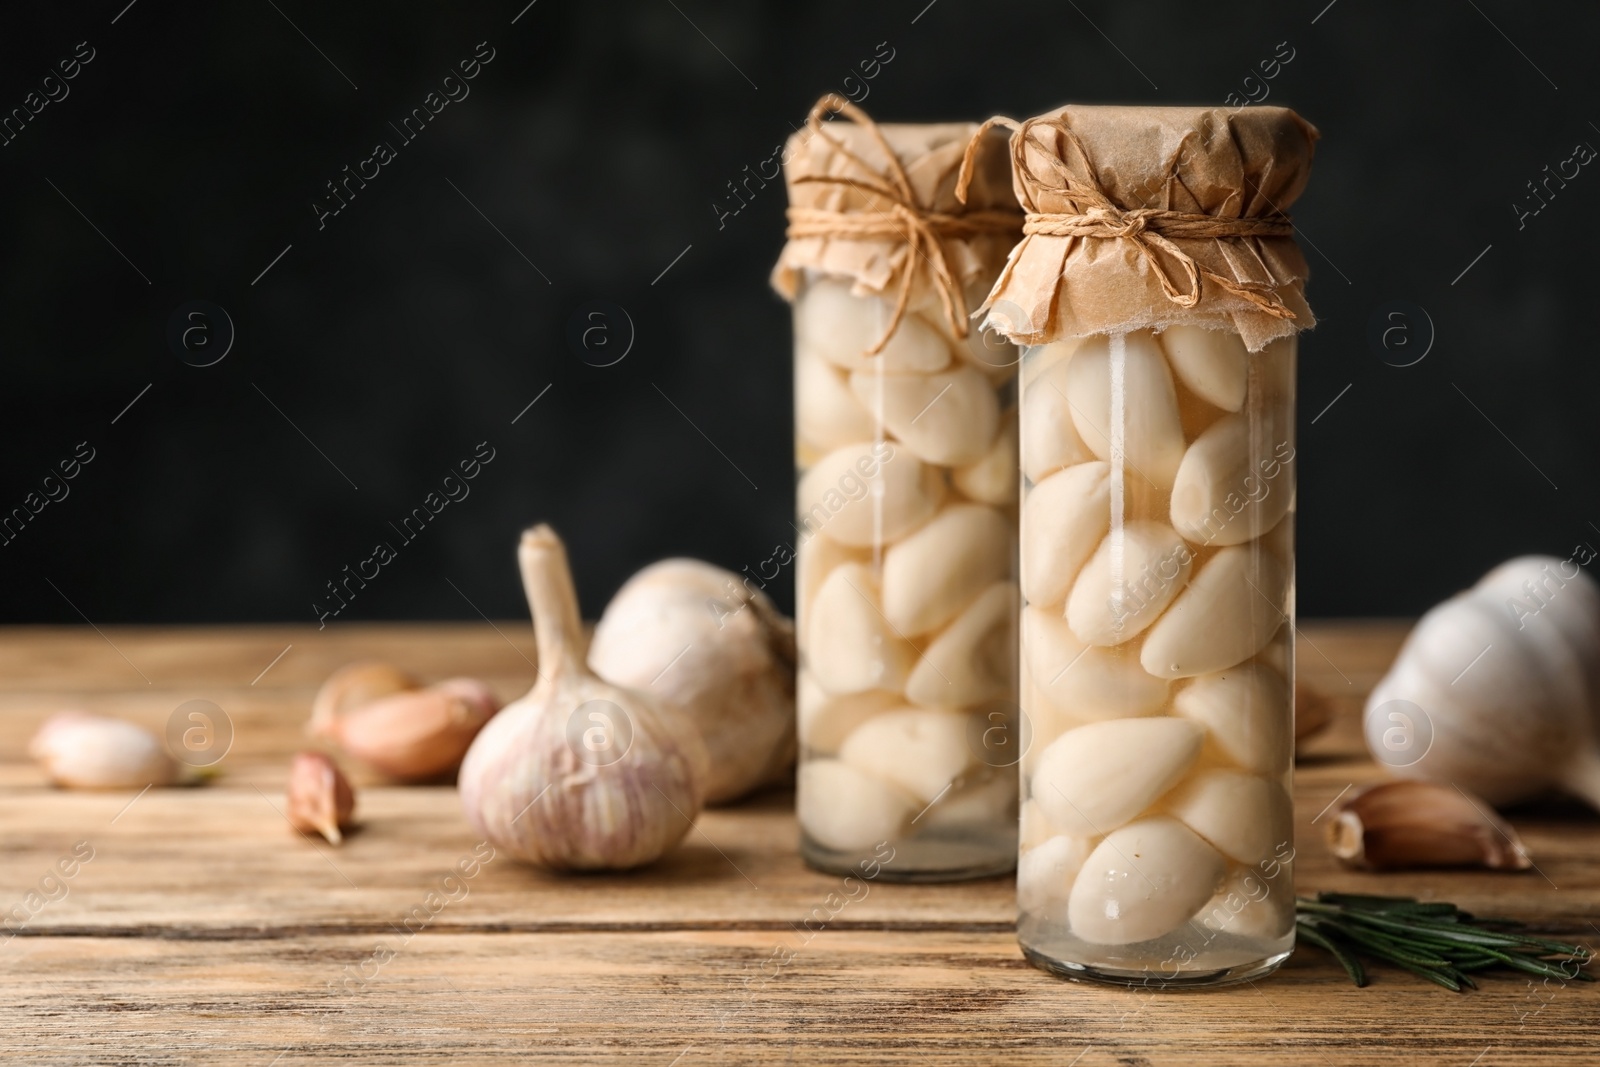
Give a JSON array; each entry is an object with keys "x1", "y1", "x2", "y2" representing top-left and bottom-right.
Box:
[
  {"x1": 798, "y1": 758, "x2": 919, "y2": 852},
  {"x1": 1169, "y1": 413, "x2": 1294, "y2": 547},
  {"x1": 904, "y1": 582, "x2": 1016, "y2": 708},
  {"x1": 1066, "y1": 520, "x2": 1192, "y2": 646},
  {"x1": 588, "y1": 558, "x2": 796, "y2": 806},
  {"x1": 458, "y1": 526, "x2": 708, "y2": 871},
  {"x1": 1325, "y1": 780, "x2": 1533, "y2": 871},
  {"x1": 881, "y1": 504, "x2": 1012, "y2": 637},
  {"x1": 797, "y1": 346, "x2": 877, "y2": 451},
  {"x1": 1030, "y1": 718, "x2": 1204, "y2": 837},
  {"x1": 1068, "y1": 816, "x2": 1227, "y2": 945},
  {"x1": 952, "y1": 407, "x2": 1019, "y2": 507},
  {"x1": 806, "y1": 563, "x2": 916, "y2": 695},
  {"x1": 1162, "y1": 770, "x2": 1293, "y2": 866},
  {"x1": 799, "y1": 681, "x2": 899, "y2": 755},
  {"x1": 796, "y1": 278, "x2": 952, "y2": 373},
  {"x1": 838, "y1": 707, "x2": 977, "y2": 804},
  {"x1": 1022, "y1": 606, "x2": 1168, "y2": 719},
  {"x1": 1159, "y1": 325, "x2": 1248, "y2": 412},
  {"x1": 917, "y1": 773, "x2": 1019, "y2": 833},
  {"x1": 795, "y1": 532, "x2": 868, "y2": 630},
  {"x1": 29, "y1": 711, "x2": 182, "y2": 790},
  {"x1": 1173, "y1": 663, "x2": 1292, "y2": 777},
  {"x1": 848, "y1": 364, "x2": 1000, "y2": 466},
  {"x1": 1141, "y1": 546, "x2": 1287, "y2": 679},
  {"x1": 1019, "y1": 797, "x2": 1057, "y2": 850},
  {"x1": 1018, "y1": 833, "x2": 1095, "y2": 919},
  {"x1": 795, "y1": 442, "x2": 944, "y2": 548},
  {"x1": 1020, "y1": 347, "x2": 1097, "y2": 484},
  {"x1": 1020, "y1": 462, "x2": 1110, "y2": 608},
  {"x1": 1199, "y1": 865, "x2": 1294, "y2": 940},
  {"x1": 1064, "y1": 331, "x2": 1186, "y2": 490}
]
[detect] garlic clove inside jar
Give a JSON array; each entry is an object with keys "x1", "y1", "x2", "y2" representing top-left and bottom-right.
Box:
[
  {"x1": 848, "y1": 364, "x2": 1000, "y2": 467},
  {"x1": 1066, "y1": 520, "x2": 1192, "y2": 646},
  {"x1": 1067, "y1": 816, "x2": 1227, "y2": 945},
  {"x1": 880, "y1": 503, "x2": 1012, "y2": 637},
  {"x1": 1169, "y1": 412, "x2": 1294, "y2": 547},
  {"x1": 806, "y1": 563, "x2": 916, "y2": 696},
  {"x1": 838, "y1": 707, "x2": 979, "y2": 804},
  {"x1": 796, "y1": 442, "x2": 944, "y2": 548},
  {"x1": 1063, "y1": 331, "x2": 1186, "y2": 491},
  {"x1": 795, "y1": 278, "x2": 952, "y2": 373},
  {"x1": 1022, "y1": 606, "x2": 1169, "y2": 719},
  {"x1": 952, "y1": 407, "x2": 1019, "y2": 507},
  {"x1": 904, "y1": 581, "x2": 1016, "y2": 708},
  {"x1": 1140, "y1": 545, "x2": 1287, "y2": 679},
  {"x1": 798, "y1": 758, "x2": 919, "y2": 851},
  {"x1": 1018, "y1": 833, "x2": 1095, "y2": 920},
  {"x1": 1162, "y1": 769, "x2": 1293, "y2": 866},
  {"x1": 1158, "y1": 324, "x2": 1248, "y2": 412},
  {"x1": 797, "y1": 344, "x2": 878, "y2": 451},
  {"x1": 1020, "y1": 347, "x2": 1097, "y2": 484},
  {"x1": 798, "y1": 678, "x2": 900, "y2": 755},
  {"x1": 1021, "y1": 461, "x2": 1111, "y2": 608},
  {"x1": 1172, "y1": 662, "x2": 1292, "y2": 778},
  {"x1": 1030, "y1": 718, "x2": 1204, "y2": 838}
]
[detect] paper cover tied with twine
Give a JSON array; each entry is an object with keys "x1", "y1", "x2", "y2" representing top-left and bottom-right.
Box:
[
  {"x1": 969, "y1": 104, "x2": 1319, "y2": 353},
  {"x1": 771, "y1": 94, "x2": 1022, "y2": 352}
]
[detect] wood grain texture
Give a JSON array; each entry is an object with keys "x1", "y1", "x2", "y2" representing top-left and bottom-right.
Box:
[{"x1": 1, "y1": 621, "x2": 1596, "y2": 1065}]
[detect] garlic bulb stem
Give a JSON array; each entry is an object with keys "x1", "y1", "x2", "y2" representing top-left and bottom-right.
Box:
[{"x1": 520, "y1": 526, "x2": 582, "y2": 679}]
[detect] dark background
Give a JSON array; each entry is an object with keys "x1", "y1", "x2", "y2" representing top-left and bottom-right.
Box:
[{"x1": 2, "y1": 0, "x2": 1595, "y2": 626}]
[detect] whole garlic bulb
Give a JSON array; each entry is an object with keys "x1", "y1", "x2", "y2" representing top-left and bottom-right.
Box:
[
  {"x1": 458, "y1": 526, "x2": 709, "y2": 870},
  {"x1": 588, "y1": 558, "x2": 796, "y2": 804},
  {"x1": 1364, "y1": 555, "x2": 1600, "y2": 810}
]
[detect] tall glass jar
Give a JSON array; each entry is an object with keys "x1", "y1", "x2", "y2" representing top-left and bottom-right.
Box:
[
  {"x1": 979, "y1": 103, "x2": 1317, "y2": 985},
  {"x1": 775, "y1": 96, "x2": 1024, "y2": 880}
]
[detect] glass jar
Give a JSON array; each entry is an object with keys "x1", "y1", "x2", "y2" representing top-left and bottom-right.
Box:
[
  {"x1": 1015, "y1": 326, "x2": 1297, "y2": 985},
  {"x1": 792, "y1": 274, "x2": 1021, "y2": 880}
]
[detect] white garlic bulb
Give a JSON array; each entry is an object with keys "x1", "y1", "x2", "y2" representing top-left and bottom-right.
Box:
[
  {"x1": 588, "y1": 558, "x2": 796, "y2": 806},
  {"x1": 458, "y1": 526, "x2": 708, "y2": 870}
]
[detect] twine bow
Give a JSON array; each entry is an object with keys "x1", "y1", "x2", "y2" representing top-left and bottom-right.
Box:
[
  {"x1": 784, "y1": 93, "x2": 1024, "y2": 355},
  {"x1": 957, "y1": 114, "x2": 1298, "y2": 321}
]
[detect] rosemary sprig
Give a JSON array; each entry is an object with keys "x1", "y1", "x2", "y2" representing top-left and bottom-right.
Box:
[{"x1": 1295, "y1": 893, "x2": 1594, "y2": 990}]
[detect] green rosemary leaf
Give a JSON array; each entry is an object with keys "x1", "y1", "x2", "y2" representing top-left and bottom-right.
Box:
[{"x1": 1296, "y1": 920, "x2": 1366, "y2": 987}]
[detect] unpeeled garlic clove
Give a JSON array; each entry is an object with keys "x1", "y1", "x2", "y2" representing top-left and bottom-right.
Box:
[
  {"x1": 881, "y1": 504, "x2": 1012, "y2": 637},
  {"x1": 30, "y1": 711, "x2": 183, "y2": 790},
  {"x1": 1064, "y1": 331, "x2": 1186, "y2": 490},
  {"x1": 326, "y1": 678, "x2": 499, "y2": 782},
  {"x1": 1159, "y1": 325, "x2": 1248, "y2": 412},
  {"x1": 952, "y1": 407, "x2": 1019, "y2": 507},
  {"x1": 1068, "y1": 816, "x2": 1226, "y2": 945},
  {"x1": 798, "y1": 758, "x2": 918, "y2": 852},
  {"x1": 1173, "y1": 663, "x2": 1291, "y2": 777},
  {"x1": 1020, "y1": 347, "x2": 1097, "y2": 485},
  {"x1": 904, "y1": 582, "x2": 1015, "y2": 708},
  {"x1": 1020, "y1": 461, "x2": 1110, "y2": 608},
  {"x1": 286, "y1": 751, "x2": 356, "y2": 844},
  {"x1": 1018, "y1": 832, "x2": 1095, "y2": 919},
  {"x1": 1022, "y1": 606, "x2": 1169, "y2": 719},
  {"x1": 838, "y1": 707, "x2": 977, "y2": 804},
  {"x1": 1141, "y1": 545, "x2": 1287, "y2": 679},
  {"x1": 309, "y1": 661, "x2": 418, "y2": 739},
  {"x1": 1066, "y1": 520, "x2": 1191, "y2": 646},
  {"x1": 1162, "y1": 769, "x2": 1293, "y2": 866},
  {"x1": 795, "y1": 442, "x2": 944, "y2": 548},
  {"x1": 1169, "y1": 413, "x2": 1294, "y2": 546},
  {"x1": 796, "y1": 345, "x2": 877, "y2": 451},
  {"x1": 1325, "y1": 781, "x2": 1533, "y2": 871},
  {"x1": 796, "y1": 278, "x2": 952, "y2": 373},
  {"x1": 806, "y1": 563, "x2": 915, "y2": 695},
  {"x1": 848, "y1": 364, "x2": 1000, "y2": 466},
  {"x1": 1030, "y1": 718, "x2": 1203, "y2": 837},
  {"x1": 799, "y1": 679, "x2": 900, "y2": 755}
]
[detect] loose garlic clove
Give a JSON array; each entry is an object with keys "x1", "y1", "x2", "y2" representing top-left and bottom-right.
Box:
[
  {"x1": 1159, "y1": 325, "x2": 1248, "y2": 412},
  {"x1": 799, "y1": 684, "x2": 900, "y2": 755},
  {"x1": 325, "y1": 678, "x2": 499, "y2": 782},
  {"x1": 29, "y1": 711, "x2": 182, "y2": 790},
  {"x1": 795, "y1": 442, "x2": 944, "y2": 548},
  {"x1": 1163, "y1": 770, "x2": 1293, "y2": 866},
  {"x1": 796, "y1": 278, "x2": 952, "y2": 373},
  {"x1": 1169, "y1": 413, "x2": 1294, "y2": 546},
  {"x1": 1064, "y1": 331, "x2": 1186, "y2": 490},
  {"x1": 918, "y1": 773, "x2": 1019, "y2": 833},
  {"x1": 1020, "y1": 349, "x2": 1097, "y2": 484},
  {"x1": 848, "y1": 364, "x2": 1001, "y2": 466},
  {"x1": 1030, "y1": 718, "x2": 1204, "y2": 838},
  {"x1": 905, "y1": 582, "x2": 1015, "y2": 708},
  {"x1": 1173, "y1": 663, "x2": 1292, "y2": 777},
  {"x1": 1068, "y1": 816, "x2": 1226, "y2": 945},
  {"x1": 1023, "y1": 606, "x2": 1169, "y2": 720},
  {"x1": 309, "y1": 661, "x2": 418, "y2": 739},
  {"x1": 1199, "y1": 865, "x2": 1294, "y2": 940},
  {"x1": 952, "y1": 407, "x2": 1019, "y2": 507},
  {"x1": 588, "y1": 558, "x2": 797, "y2": 805},
  {"x1": 1018, "y1": 833, "x2": 1095, "y2": 919},
  {"x1": 881, "y1": 504, "x2": 1012, "y2": 637},
  {"x1": 286, "y1": 751, "x2": 356, "y2": 845},
  {"x1": 797, "y1": 345, "x2": 877, "y2": 451},
  {"x1": 839, "y1": 707, "x2": 978, "y2": 803},
  {"x1": 1141, "y1": 546, "x2": 1287, "y2": 679},
  {"x1": 1020, "y1": 462, "x2": 1110, "y2": 608},
  {"x1": 1066, "y1": 520, "x2": 1192, "y2": 646},
  {"x1": 798, "y1": 758, "x2": 919, "y2": 852},
  {"x1": 1326, "y1": 780, "x2": 1533, "y2": 871},
  {"x1": 806, "y1": 563, "x2": 916, "y2": 695},
  {"x1": 458, "y1": 526, "x2": 708, "y2": 871}
]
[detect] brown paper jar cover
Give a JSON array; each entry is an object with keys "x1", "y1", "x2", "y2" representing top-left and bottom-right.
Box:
[
  {"x1": 770, "y1": 99, "x2": 1020, "y2": 339},
  {"x1": 976, "y1": 104, "x2": 1319, "y2": 352}
]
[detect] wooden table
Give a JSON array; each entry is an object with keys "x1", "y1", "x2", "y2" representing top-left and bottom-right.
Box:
[{"x1": 1, "y1": 622, "x2": 1595, "y2": 1065}]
